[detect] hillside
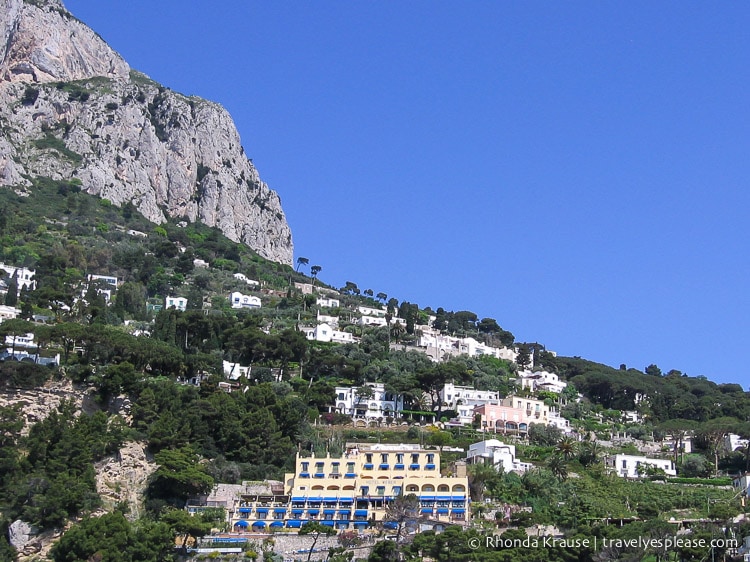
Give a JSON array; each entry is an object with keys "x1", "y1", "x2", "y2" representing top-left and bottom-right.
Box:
[{"x1": 0, "y1": 185, "x2": 748, "y2": 561}]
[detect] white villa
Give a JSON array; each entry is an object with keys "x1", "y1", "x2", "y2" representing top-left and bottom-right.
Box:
[
  {"x1": 0, "y1": 263, "x2": 36, "y2": 293},
  {"x1": 223, "y1": 360, "x2": 251, "y2": 380},
  {"x1": 416, "y1": 329, "x2": 517, "y2": 363},
  {"x1": 230, "y1": 292, "x2": 261, "y2": 309},
  {"x1": 165, "y1": 296, "x2": 187, "y2": 311},
  {"x1": 517, "y1": 370, "x2": 567, "y2": 394},
  {"x1": 5, "y1": 332, "x2": 35, "y2": 350},
  {"x1": 357, "y1": 306, "x2": 386, "y2": 317},
  {"x1": 301, "y1": 323, "x2": 354, "y2": 344},
  {"x1": 466, "y1": 439, "x2": 532, "y2": 474},
  {"x1": 317, "y1": 297, "x2": 340, "y2": 308},
  {"x1": 233, "y1": 273, "x2": 260, "y2": 286},
  {"x1": 605, "y1": 454, "x2": 676, "y2": 478},
  {"x1": 85, "y1": 274, "x2": 118, "y2": 303},
  {"x1": 358, "y1": 315, "x2": 387, "y2": 327},
  {"x1": 316, "y1": 311, "x2": 339, "y2": 326},
  {"x1": 333, "y1": 383, "x2": 404, "y2": 420},
  {"x1": 440, "y1": 383, "x2": 500, "y2": 410},
  {"x1": 0, "y1": 305, "x2": 21, "y2": 323}
]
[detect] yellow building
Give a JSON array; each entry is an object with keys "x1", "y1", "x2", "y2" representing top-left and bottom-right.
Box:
[{"x1": 228, "y1": 443, "x2": 469, "y2": 532}]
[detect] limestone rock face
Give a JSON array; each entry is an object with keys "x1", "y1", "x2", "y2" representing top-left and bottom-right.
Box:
[
  {"x1": 8, "y1": 520, "x2": 37, "y2": 552},
  {"x1": 0, "y1": 0, "x2": 130, "y2": 84},
  {"x1": 0, "y1": 0, "x2": 293, "y2": 264}
]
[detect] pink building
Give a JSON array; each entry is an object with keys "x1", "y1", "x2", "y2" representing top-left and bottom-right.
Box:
[{"x1": 473, "y1": 396, "x2": 550, "y2": 433}]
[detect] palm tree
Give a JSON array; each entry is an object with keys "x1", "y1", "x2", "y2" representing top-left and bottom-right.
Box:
[
  {"x1": 296, "y1": 257, "x2": 309, "y2": 272},
  {"x1": 546, "y1": 454, "x2": 569, "y2": 480},
  {"x1": 468, "y1": 462, "x2": 498, "y2": 502},
  {"x1": 555, "y1": 437, "x2": 577, "y2": 460}
]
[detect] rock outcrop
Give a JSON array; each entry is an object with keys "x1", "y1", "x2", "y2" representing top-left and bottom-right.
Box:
[{"x1": 0, "y1": 0, "x2": 293, "y2": 264}]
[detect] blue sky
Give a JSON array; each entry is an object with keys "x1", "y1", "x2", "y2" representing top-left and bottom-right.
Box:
[{"x1": 65, "y1": 1, "x2": 750, "y2": 386}]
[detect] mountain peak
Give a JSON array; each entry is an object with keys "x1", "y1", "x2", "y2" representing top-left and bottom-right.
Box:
[{"x1": 1, "y1": 0, "x2": 130, "y2": 83}]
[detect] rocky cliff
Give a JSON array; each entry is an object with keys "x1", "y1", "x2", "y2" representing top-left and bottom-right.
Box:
[{"x1": 0, "y1": 0, "x2": 293, "y2": 265}]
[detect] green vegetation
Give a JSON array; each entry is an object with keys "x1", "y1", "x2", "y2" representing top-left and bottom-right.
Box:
[
  {"x1": 33, "y1": 133, "x2": 83, "y2": 164},
  {"x1": 0, "y1": 181, "x2": 748, "y2": 561}
]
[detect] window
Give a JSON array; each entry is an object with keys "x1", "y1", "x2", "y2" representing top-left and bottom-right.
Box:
[
  {"x1": 338, "y1": 393, "x2": 345, "y2": 400},
  {"x1": 331, "y1": 462, "x2": 340, "y2": 474},
  {"x1": 411, "y1": 454, "x2": 419, "y2": 463},
  {"x1": 381, "y1": 453, "x2": 388, "y2": 463},
  {"x1": 347, "y1": 462, "x2": 355, "y2": 474},
  {"x1": 396, "y1": 454, "x2": 404, "y2": 464},
  {"x1": 426, "y1": 454, "x2": 434, "y2": 464},
  {"x1": 376, "y1": 486, "x2": 385, "y2": 496},
  {"x1": 360, "y1": 486, "x2": 369, "y2": 496},
  {"x1": 301, "y1": 462, "x2": 309, "y2": 472},
  {"x1": 366, "y1": 453, "x2": 373, "y2": 463},
  {"x1": 622, "y1": 460, "x2": 627, "y2": 469},
  {"x1": 315, "y1": 462, "x2": 324, "y2": 473}
]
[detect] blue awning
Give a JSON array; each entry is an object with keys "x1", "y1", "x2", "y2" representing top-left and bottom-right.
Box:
[
  {"x1": 384, "y1": 522, "x2": 398, "y2": 530},
  {"x1": 345, "y1": 473, "x2": 356, "y2": 478},
  {"x1": 270, "y1": 521, "x2": 284, "y2": 527},
  {"x1": 452, "y1": 495, "x2": 466, "y2": 500},
  {"x1": 421, "y1": 508, "x2": 433, "y2": 514},
  {"x1": 291, "y1": 497, "x2": 306, "y2": 502},
  {"x1": 314, "y1": 473, "x2": 325, "y2": 478},
  {"x1": 299, "y1": 472, "x2": 309, "y2": 477},
  {"x1": 420, "y1": 496, "x2": 435, "y2": 501},
  {"x1": 394, "y1": 463, "x2": 405, "y2": 469},
  {"x1": 274, "y1": 508, "x2": 287, "y2": 513},
  {"x1": 354, "y1": 510, "x2": 368, "y2": 516},
  {"x1": 364, "y1": 463, "x2": 374, "y2": 469},
  {"x1": 308, "y1": 497, "x2": 322, "y2": 502},
  {"x1": 436, "y1": 508, "x2": 449, "y2": 514},
  {"x1": 234, "y1": 520, "x2": 249, "y2": 527},
  {"x1": 256, "y1": 508, "x2": 269, "y2": 513},
  {"x1": 251, "y1": 521, "x2": 266, "y2": 527},
  {"x1": 321, "y1": 520, "x2": 335, "y2": 527},
  {"x1": 409, "y1": 464, "x2": 420, "y2": 469},
  {"x1": 292, "y1": 509, "x2": 303, "y2": 514},
  {"x1": 379, "y1": 464, "x2": 389, "y2": 469},
  {"x1": 308, "y1": 509, "x2": 319, "y2": 514},
  {"x1": 286, "y1": 520, "x2": 302, "y2": 528},
  {"x1": 339, "y1": 498, "x2": 354, "y2": 503},
  {"x1": 324, "y1": 509, "x2": 336, "y2": 515},
  {"x1": 452, "y1": 508, "x2": 466, "y2": 513},
  {"x1": 323, "y1": 497, "x2": 337, "y2": 502},
  {"x1": 238, "y1": 507, "x2": 251, "y2": 513},
  {"x1": 425, "y1": 463, "x2": 436, "y2": 469},
  {"x1": 338, "y1": 509, "x2": 351, "y2": 514},
  {"x1": 353, "y1": 521, "x2": 368, "y2": 527},
  {"x1": 436, "y1": 496, "x2": 451, "y2": 501}
]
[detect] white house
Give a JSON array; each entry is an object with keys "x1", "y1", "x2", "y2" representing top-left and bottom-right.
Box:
[
  {"x1": 223, "y1": 360, "x2": 250, "y2": 380},
  {"x1": 316, "y1": 311, "x2": 339, "y2": 327},
  {"x1": 0, "y1": 263, "x2": 36, "y2": 293},
  {"x1": 294, "y1": 282, "x2": 314, "y2": 295},
  {"x1": 548, "y1": 410, "x2": 572, "y2": 433},
  {"x1": 233, "y1": 273, "x2": 260, "y2": 286},
  {"x1": 358, "y1": 306, "x2": 386, "y2": 317},
  {"x1": 0, "y1": 305, "x2": 21, "y2": 323},
  {"x1": 605, "y1": 454, "x2": 676, "y2": 478},
  {"x1": 5, "y1": 332, "x2": 35, "y2": 350},
  {"x1": 467, "y1": 439, "x2": 532, "y2": 474},
  {"x1": 517, "y1": 370, "x2": 567, "y2": 394},
  {"x1": 725, "y1": 433, "x2": 749, "y2": 452},
  {"x1": 333, "y1": 383, "x2": 404, "y2": 420},
  {"x1": 85, "y1": 274, "x2": 118, "y2": 303},
  {"x1": 440, "y1": 383, "x2": 500, "y2": 410},
  {"x1": 127, "y1": 229, "x2": 148, "y2": 238},
  {"x1": 358, "y1": 315, "x2": 387, "y2": 327},
  {"x1": 301, "y1": 323, "x2": 354, "y2": 344},
  {"x1": 165, "y1": 296, "x2": 188, "y2": 311},
  {"x1": 317, "y1": 297, "x2": 340, "y2": 308},
  {"x1": 416, "y1": 331, "x2": 517, "y2": 363},
  {"x1": 230, "y1": 292, "x2": 261, "y2": 309}
]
